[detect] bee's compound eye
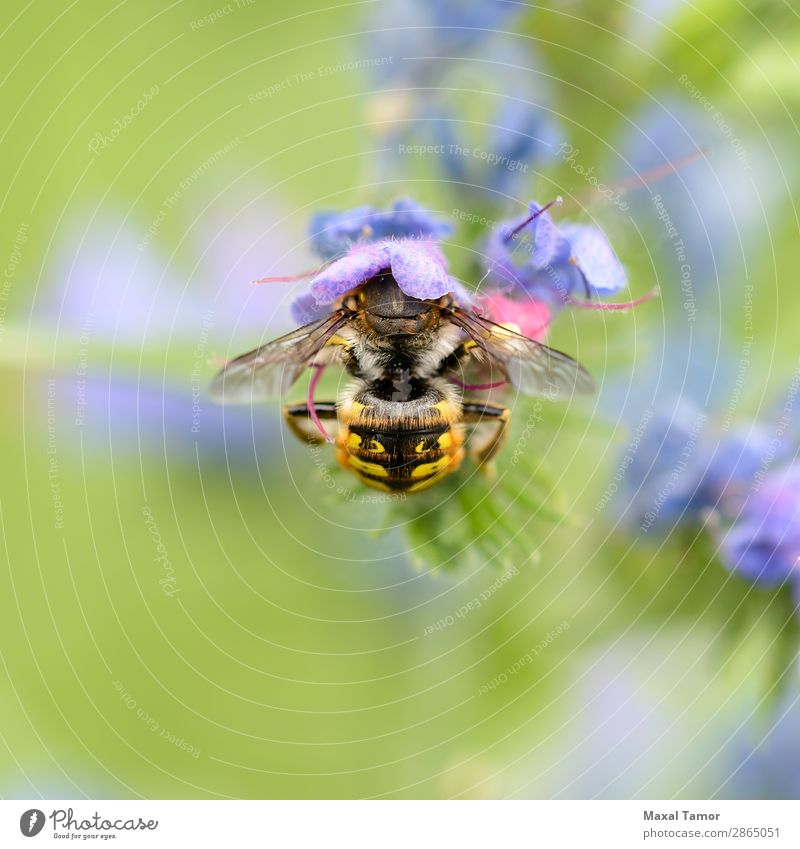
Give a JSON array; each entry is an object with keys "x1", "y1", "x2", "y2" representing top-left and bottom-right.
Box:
[{"x1": 357, "y1": 291, "x2": 366, "y2": 304}]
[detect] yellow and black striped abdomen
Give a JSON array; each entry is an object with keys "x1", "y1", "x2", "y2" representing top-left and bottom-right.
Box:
[
  {"x1": 335, "y1": 383, "x2": 465, "y2": 493},
  {"x1": 336, "y1": 420, "x2": 464, "y2": 493}
]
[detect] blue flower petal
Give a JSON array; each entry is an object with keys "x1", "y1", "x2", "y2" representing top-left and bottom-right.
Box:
[
  {"x1": 384, "y1": 198, "x2": 452, "y2": 241},
  {"x1": 388, "y1": 241, "x2": 452, "y2": 300},
  {"x1": 290, "y1": 291, "x2": 331, "y2": 325},
  {"x1": 448, "y1": 277, "x2": 474, "y2": 307},
  {"x1": 310, "y1": 243, "x2": 391, "y2": 304},
  {"x1": 524, "y1": 202, "x2": 563, "y2": 268},
  {"x1": 309, "y1": 199, "x2": 452, "y2": 260},
  {"x1": 561, "y1": 223, "x2": 627, "y2": 296},
  {"x1": 719, "y1": 463, "x2": 800, "y2": 587},
  {"x1": 309, "y1": 206, "x2": 375, "y2": 261},
  {"x1": 492, "y1": 202, "x2": 561, "y2": 269}
]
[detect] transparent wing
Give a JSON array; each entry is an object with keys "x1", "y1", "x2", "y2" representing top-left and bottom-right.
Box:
[
  {"x1": 448, "y1": 307, "x2": 595, "y2": 399},
  {"x1": 210, "y1": 311, "x2": 348, "y2": 404}
]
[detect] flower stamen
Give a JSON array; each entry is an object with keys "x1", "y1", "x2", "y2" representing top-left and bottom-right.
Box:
[
  {"x1": 567, "y1": 287, "x2": 659, "y2": 310},
  {"x1": 504, "y1": 196, "x2": 563, "y2": 244}
]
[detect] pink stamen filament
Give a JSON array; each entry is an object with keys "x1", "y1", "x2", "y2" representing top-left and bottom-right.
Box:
[
  {"x1": 307, "y1": 365, "x2": 333, "y2": 443},
  {"x1": 563, "y1": 147, "x2": 711, "y2": 210},
  {"x1": 567, "y1": 288, "x2": 659, "y2": 310},
  {"x1": 504, "y1": 196, "x2": 563, "y2": 244},
  {"x1": 608, "y1": 147, "x2": 710, "y2": 195}
]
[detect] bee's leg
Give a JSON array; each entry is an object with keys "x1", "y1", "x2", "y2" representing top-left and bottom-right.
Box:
[
  {"x1": 461, "y1": 402, "x2": 510, "y2": 466},
  {"x1": 283, "y1": 402, "x2": 338, "y2": 445}
]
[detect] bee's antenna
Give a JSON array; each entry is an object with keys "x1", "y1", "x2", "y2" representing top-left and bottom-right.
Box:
[{"x1": 504, "y1": 196, "x2": 563, "y2": 244}]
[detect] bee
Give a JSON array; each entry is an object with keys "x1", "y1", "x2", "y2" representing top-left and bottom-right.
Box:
[{"x1": 210, "y1": 272, "x2": 594, "y2": 493}]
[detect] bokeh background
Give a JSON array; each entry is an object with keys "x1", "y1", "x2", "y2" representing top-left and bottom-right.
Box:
[{"x1": 2, "y1": 0, "x2": 800, "y2": 799}]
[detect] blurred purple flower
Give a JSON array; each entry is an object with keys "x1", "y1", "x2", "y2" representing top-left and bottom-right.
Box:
[
  {"x1": 725, "y1": 697, "x2": 800, "y2": 799},
  {"x1": 290, "y1": 291, "x2": 329, "y2": 325},
  {"x1": 618, "y1": 400, "x2": 711, "y2": 528},
  {"x1": 615, "y1": 99, "x2": 775, "y2": 406},
  {"x1": 617, "y1": 401, "x2": 793, "y2": 532},
  {"x1": 309, "y1": 198, "x2": 452, "y2": 261},
  {"x1": 484, "y1": 201, "x2": 628, "y2": 307},
  {"x1": 432, "y1": 98, "x2": 562, "y2": 195},
  {"x1": 427, "y1": 0, "x2": 520, "y2": 35},
  {"x1": 362, "y1": 11, "x2": 563, "y2": 199},
  {"x1": 414, "y1": 38, "x2": 563, "y2": 197},
  {"x1": 717, "y1": 464, "x2": 800, "y2": 588},
  {"x1": 48, "y1": 371, "x2": 281, "y2": 470},
  {"x1": 40, "y1": 203, "x2": 296, "y2": 349},
  {"x1": 365, "y1": 0, "x2": 523, "y2": 70}
]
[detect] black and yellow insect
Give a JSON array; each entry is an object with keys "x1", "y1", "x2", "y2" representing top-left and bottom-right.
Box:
[{"x1": 210, "y1": 273, "x2": 593, "y2": 493}]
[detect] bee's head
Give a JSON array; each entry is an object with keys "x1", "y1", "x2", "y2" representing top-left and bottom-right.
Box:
[{"x1": 352, "y1": 274, "x2": 440, "y2": 336}]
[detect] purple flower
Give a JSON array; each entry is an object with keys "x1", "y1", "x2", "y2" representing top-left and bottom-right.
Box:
[
  {"x1": 47, "y1": 371, "x2": 281, "y2": 470},
  {"x1": 293, "y1": 238, "x2": 468, "y2": 320},
  {"x1": 432, "y1": 97, "x2": 562, "y2": 195},
  {"x1": 290, "y1": 291, "x2": 329, "y2": 325},
  {"x1": 484, "y1": 201, "x2": 628, "y2": 307},
  {"x1": 426, "y1": 0, "x2": 521, "y2": 36},
  {"x1": 309, "y1": 198, "x2": 452, "y2": 261},
  {"x1": 617, "y1": 401, "x2": 711, "y2": 528},
  {"x1": 617, "y1": 396, "x2": 797, "y2": 531},
  {"x1": 365, "y1": 0, "x2": 522, "y2": 73},
  {"x1": 717, "y1": 464, "x2": 800, "y2": 587},
  {"x1": 726, "y1": 698, "x2": 800, "y2": 799}
]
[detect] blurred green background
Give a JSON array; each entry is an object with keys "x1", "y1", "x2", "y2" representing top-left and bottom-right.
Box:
[{"x1": 2, "y1": 0, "x2": 799, "y2": 799}]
